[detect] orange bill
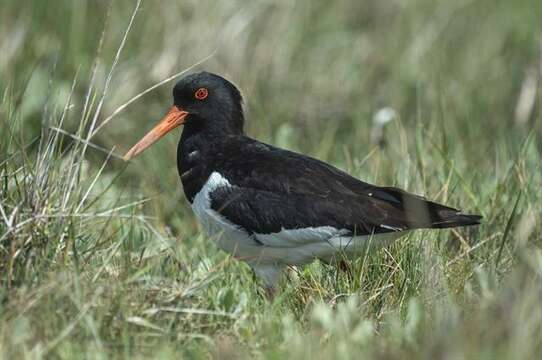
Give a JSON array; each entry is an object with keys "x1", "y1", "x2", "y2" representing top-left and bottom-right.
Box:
[{"x1": 123, "y1": 106, "x2": 188, "y2": 161}]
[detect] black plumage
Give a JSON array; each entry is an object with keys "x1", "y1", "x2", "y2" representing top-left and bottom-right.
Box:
[
  {"x1": 124, "y1": 71, "x2": 482, "y2": 291},
  {"x1": 174, "y1": 72, "x2": 481, "y2": 237}
]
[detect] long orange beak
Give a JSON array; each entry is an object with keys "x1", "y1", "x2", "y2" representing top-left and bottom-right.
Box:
[{"x1": 123, "y1": 106, "x2": 188, "y2": 161}]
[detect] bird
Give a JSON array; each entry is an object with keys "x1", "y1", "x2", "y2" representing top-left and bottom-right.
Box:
[{"x1": 123, "y1": 71, "x2": 482, "y2": 295}]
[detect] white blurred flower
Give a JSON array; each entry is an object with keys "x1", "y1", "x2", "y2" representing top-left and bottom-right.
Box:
[
  {"x1": 373, "y1": 107, "x2": 397, "y2": 126},
  {"x1": 371, "y1": 107, "x2": 397, "y2": 146}
]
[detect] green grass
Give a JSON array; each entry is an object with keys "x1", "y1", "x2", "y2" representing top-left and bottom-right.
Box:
[{"x1": 1, "y1": 0, "x2": 541, "y2": 358}]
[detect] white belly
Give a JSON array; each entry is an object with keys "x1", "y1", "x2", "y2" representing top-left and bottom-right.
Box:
[
  {"x1": 191, "y1": 172, "x2": 256, "y2": 258},
  {"x1": 191, "y1": 172, "x2": 406, "y2": 265}
]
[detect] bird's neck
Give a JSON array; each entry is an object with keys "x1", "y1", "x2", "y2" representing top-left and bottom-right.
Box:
[{"x1": 176, "y1": 117, "x2": 244, "y2": 202}]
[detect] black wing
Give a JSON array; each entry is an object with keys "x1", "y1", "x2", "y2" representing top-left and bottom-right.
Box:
[{"x1": 210, "y1": 137, "x2": 481, "y2": 236}]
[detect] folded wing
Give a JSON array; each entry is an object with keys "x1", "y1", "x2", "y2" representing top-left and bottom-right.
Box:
[{"x1": 209, "y1": 137, "x2": 481, "y2": 247}]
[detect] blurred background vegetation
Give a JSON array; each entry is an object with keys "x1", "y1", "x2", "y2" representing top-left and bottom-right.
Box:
[{"x1": 1, "y1": 0, "x2": 541, "y2": 358}]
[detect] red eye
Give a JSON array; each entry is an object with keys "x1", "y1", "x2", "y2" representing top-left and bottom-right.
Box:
[{"x1": 195, "y1": 88, "x2": 208, "y2": 100}]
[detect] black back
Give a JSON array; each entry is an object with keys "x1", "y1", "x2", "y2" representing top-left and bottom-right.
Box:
[{"x1": 173, "y1": 72, "x2": 482, "y2": 236}]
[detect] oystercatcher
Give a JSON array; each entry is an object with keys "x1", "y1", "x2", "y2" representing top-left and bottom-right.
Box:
[{"x1": 123, "y1": 72, "x2": 481, "y2": 292}]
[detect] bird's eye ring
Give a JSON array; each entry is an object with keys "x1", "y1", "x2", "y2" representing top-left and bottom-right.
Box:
[{"x1": 195, "y1": 88, "x2": 208, "y2": 100}]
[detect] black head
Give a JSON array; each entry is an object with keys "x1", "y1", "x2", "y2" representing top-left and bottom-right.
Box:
[
  {"x1": 173, "y1": 72, "x2": 244, "y2": 134},
  {"x1": 123, "y1": 72, "x2": 244, "y2": 160}
]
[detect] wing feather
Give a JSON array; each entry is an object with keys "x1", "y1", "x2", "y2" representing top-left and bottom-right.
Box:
[{"x1": 207, "y1": 137, "x2": 481, "y2": 246}]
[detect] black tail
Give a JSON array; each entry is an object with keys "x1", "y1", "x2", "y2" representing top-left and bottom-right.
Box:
[
  {"x1": 413, "y1": 197, "x2": 482, "y2": 229},
  {"x1": 428, "y1": 209, "x2": 483, "y2": 229},
  {"x1": 365, "y1": 186, "x2": 482, "y2": 232},
  {"x1": 373, "y1": 186, "x2": 483, "y2": 230}
]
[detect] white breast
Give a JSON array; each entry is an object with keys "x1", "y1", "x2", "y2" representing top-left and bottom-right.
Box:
[{"x1": 191, "y1": 172, "x2": 255, "y2": 256}]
